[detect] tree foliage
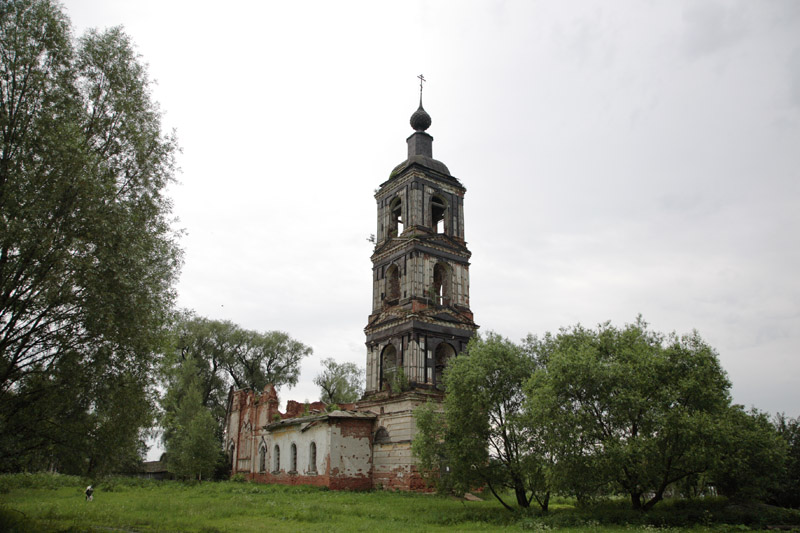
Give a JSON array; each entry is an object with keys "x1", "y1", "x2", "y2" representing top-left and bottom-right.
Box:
[
  {"x1": 162, "y1": 355, "x2": 220, "y2": 481},
  {"x1": 526, "y1": 317, "x2": 731, "y2": 511},
  {"x1": 0, "y1": 0, "x2": 180, "y2": 473},
  {"x1": 411, "y1": 401, "x2": 450, "y2": 492},
  {"x1": 163, "y1": 314, "x2": 311, "y2": 419},
  {"x1": 772, "y1": 413, "x2": 800, "y2": 508},
  {"x1": 313, "y1": 357, "x2": 363, "y2": 404},
  {"x1": 707, "y1": 406, "x2": 787, "y2": 502},
  {"x1": 415, "y1": 318, "x2": 789, "y2": 512},
  {"x1": 159, "y1": 314, "x2": 311, "y2": 473},
  {"x1": 422, "y1": 333, "x2": 551, "y2": 511},
  {"x1": 165, "y1": 315, "x2": 237, "y2": 429}
]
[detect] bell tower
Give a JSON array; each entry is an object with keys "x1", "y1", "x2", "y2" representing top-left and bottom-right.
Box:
[{"x1": 364, "y1": 90, "x2": 478, "y2": 397}]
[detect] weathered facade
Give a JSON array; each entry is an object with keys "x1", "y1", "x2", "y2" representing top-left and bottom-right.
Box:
[
  {"x1": 359, "y1": 95, "x2": 477, "y2": 489},
  {"x1": 224, "y1": 95, "x2": 476, "y2": 490},
  {"x1": 224, "y1": 386, "x2": 375, "y2": 490}
]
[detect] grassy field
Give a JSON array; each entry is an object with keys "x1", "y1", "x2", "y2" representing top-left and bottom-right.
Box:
[{"x1": 1, "y1": 473, "x2": 799, "y2": 532}]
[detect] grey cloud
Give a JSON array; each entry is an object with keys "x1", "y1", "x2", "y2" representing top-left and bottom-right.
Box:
[
  {"x1": 787, "y1": 48, "x2": 800, "y2": 108},
  {"x1": 681, "y1": 1, "x2": 746, "y2": 59}
]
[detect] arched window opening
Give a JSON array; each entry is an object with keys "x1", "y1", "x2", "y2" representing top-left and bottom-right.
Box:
[
  {"x1": 229, "y1": 443, "x2": 236, "y2": 472},
  {"x1": 258, "y1": 444, "x2": 266, "y2": 473},
  {"x1": 432, "y1": 263, "x2": 450, "y2": 306},
  {"x1": 290, "y1": 443, "x2": 297, "y2": 473},
  {"x1": 385, "y1": 264, "x2": 400, "y2": 305},
  {"x1": 431, "y1": 196, "x2": 446, "y2": 234},
  {"x1": 374, "y1": 427, "x2": 390, "y2": 443},
  {"x1": 390, "y1": 197, "x2": 403, "y2": 237},
  {"x1": 381, "y1": 344, "x2": 398, "y2": 391},
  {"x1": 309, "y1": 442, "x2": 317, "y2": 473},
  {"x1": 273, "y1": 445, "x2": 280, "y2": 472},
  {"x1": 434, "y1": 342, "x2": 456, "y2": 390}
]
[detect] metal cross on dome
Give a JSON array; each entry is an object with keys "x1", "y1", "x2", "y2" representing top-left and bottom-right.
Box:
[{"x1": 418, "y1": 74, "x2": 426, "y2": 96}]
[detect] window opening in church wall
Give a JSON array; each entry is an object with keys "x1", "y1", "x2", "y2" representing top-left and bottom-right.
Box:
[{"x1": 309, "y1": 442, "x2": 317, "y2": 473}]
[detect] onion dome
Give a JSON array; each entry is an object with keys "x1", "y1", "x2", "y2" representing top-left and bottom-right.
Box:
[{"x1": 410, "y1": 101, "x2": 432, "y2": 132}]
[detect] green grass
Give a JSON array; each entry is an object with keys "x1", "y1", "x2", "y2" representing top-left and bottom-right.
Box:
[{"x1": 1, "y1": 474, "x2": 798, "y2": 532}]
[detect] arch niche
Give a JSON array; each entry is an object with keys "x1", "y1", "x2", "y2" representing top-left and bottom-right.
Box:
[
  {"x1": 258, "y1": 442, "x2": 267, "y2": 473},
  {"x1": 381, "y1": 344, "x2": 398, "y2": 391},
  {"x1": 389, "y1": 197, "x2": 403, "y2": 237},
  {"x1": 431, "y1": 195, "x2": 447, "y2": 234},
  {"x1": 432, "y1": 262, "x2": 450, "y2": 306},
  {"x1": 385, "y1": 264, "x2": 400, "y2": 305},
  {"x1": 434, "y1": 342, "x2": 456, "y2": 390}
]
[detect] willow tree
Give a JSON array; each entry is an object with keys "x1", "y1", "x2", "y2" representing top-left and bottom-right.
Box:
[
  {"x1": 526, "y1": 318, "x2": 731, "y2": 511},
  {"x1": 0, "y1": 0, "x2": 180, "y2": 473},
  {"x1": 314, "y1": 357, "x2": 363, "y2": 404},
  {"x1": 159, "y1": 315, "x2": 311, "y2": 460},
  {"x1": 414, "y1": 333, "x2": 552, "y2": 511}
]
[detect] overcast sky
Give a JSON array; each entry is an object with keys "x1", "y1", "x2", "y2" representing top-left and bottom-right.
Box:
[{"x1": 62, "y1": 0, "x2": 800, "y2": 458}]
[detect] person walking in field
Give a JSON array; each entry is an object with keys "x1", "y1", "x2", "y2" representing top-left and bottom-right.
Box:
[{"x1": 85, "y1": 485, "x2": 93, "y2": 501}]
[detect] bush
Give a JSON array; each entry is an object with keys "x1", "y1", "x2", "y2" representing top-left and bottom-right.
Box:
[
  {"x1": 0, "y1": 473, "x2": 84, "y2": 491},
  {"x1": 0, "y1": 506, "x2": 38, "y2": 533}
]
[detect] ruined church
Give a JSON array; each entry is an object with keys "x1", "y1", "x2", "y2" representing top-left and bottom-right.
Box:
[{"x1": 223, "y1": 94, "x2": 477, "y2": 490}]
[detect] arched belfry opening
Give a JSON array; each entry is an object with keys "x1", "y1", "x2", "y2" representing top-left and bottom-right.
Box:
[
  {"x1": 389, "y1": 197, "x2": 403, "y2": 237},
  {"x1": 431, "y1": 195, "x2": 446, "y2": 234},
  {"x1": 432, "y1": 263, "x2": 449, "y2": 306},
  {"x1": 385, "y1": 264, "x2": 400, "y2": 306},
  {"x1": 380, "y1": 344, "x2": 398, "y2": 391},
  {"x1": 434, "y1": 342, "x2": 456, "y2": 389},
  {"x1": 365, "y1": 84, "x2": 477, "y2": 399}
]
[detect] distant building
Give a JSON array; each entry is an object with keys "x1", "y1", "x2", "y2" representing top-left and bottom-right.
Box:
[
  {"x1": 139, "y1": 459, "x2": 171, "y2": 480},
  {"x1": 224, "y1": 95, "x2": 477, "y2": 490}
]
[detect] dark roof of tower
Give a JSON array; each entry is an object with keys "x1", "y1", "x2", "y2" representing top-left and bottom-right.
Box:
[
  {"x1": 389, "y1": 155, "x2": 451, "y2": 179},
  {"x1": 382, "y1": 97, "x2": 455, "y2": 182}
]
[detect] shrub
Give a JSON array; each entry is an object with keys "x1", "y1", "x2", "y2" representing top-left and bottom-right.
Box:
[{"x1": 0, "y1": 473, "x2": 83, "y2": 491}]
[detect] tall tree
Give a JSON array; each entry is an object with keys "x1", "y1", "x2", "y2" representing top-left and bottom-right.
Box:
[
  {"x1": 708, "y1": 406, "x2": 787, "y2": 502},
  {"x1": 0, "y1": 0, "x2": 180, "y2": 473},
  {"x1": 222, "y1": 328, "x2": 311, "y2": 392},
  {"x1": 526, "y1": 317, "x2": 731, "y2": 511},
  {"x1": 313, "y1": 357, "x2": 363, "y2": 404},
  {"x1": 772, "y1": 413, "x2": 800, "y2": 508},
  {"x1": 417, "y1": 333, "x2": 551, "y2": 511},
  {"x1": 166, "y1": 314, "x2": 237, "y2": 428},
  {"x1": 411, "y1": 401, "x2": 451, "y2": 493},
  {"x1": 162, "y1": 355, "x2": 220, "y2": 481},
  {"x1": 160, "y1": 314, "x2": 311, "y2": 460}
]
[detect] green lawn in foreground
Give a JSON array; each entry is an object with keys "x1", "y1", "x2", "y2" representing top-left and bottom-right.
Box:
[{"x1": 1, "y1": 474, "x2": 798, "y2": 532}]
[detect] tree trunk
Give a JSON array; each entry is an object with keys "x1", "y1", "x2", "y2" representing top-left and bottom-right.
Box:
[
  {"x1": 630, "y1": 491, "x2": 643, "y2": 511},
  {"x1": 486, "y1": 480, "x2": 515, "y2": 512},
  {"x1": 514, "y1": 481, "x2": 530, "y2": 508},
  {"x1": 642, "y1": 486, "x2": 666, "y2": 511},
  {"x1": 534, "y1": 491, "x2": 550, "y2": 512}
]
